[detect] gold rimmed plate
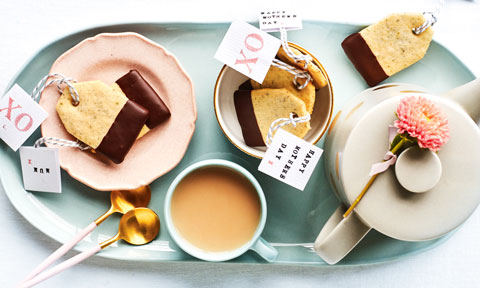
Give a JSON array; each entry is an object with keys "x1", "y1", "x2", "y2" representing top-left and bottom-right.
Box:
[{"x1": 213, "y1": 42, "x2": 334, "y2": 158}]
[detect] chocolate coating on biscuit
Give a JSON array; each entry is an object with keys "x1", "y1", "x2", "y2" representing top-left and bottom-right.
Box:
[
  {"x1": 234, "y1": 90, "x2": 265, "y2": 147},
  {"x1": 238, "y1": 80, "x2": 253, "y2": 90},
  {"x1": 341, "y1": 33, "x2": 388, "y2": 87},
  {"x1": 97, "y1": 100, "x2": 149, "y2": 164},
  {"x1": 116, "y1": 70, "x2": 170, "y2": 129}
]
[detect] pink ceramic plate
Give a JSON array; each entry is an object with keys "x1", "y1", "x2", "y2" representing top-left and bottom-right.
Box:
[{"x1": 40, "y1": 32, "x2": 196, "y2": 191}]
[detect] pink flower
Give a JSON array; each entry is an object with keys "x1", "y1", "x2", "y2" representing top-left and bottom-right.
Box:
[{"x1": 394, "y1": 96, "x2": 449, "y2": 152}]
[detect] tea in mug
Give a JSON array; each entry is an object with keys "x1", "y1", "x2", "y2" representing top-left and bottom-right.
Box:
[{"x1": 171, "y1": 167, "x2": 261, "y2": 252}]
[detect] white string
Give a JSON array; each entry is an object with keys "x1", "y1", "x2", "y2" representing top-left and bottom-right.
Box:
[
  {"x1": 271, "y1": 59, "x2": 311, "y2": 89},
  {"x1": 279, "y1": 27, "x2": 311, "y2": 69},
  {"x1": 265, "y1": 113, "x2": 311, "y2": 147},
  {"x1": 31, "y1": 73, "x2": 80, "y2": 105},
  {"x1": 30, "y1": 74, "x2": 87, "y2": 151},
  {"x1": 34, "y1": 137, "x2": 90, "y2": 150},
  {"x1": 413, "y1": 0, "x2": 444, "y2": 35},
  {"x1": 267, "y1": 26, "x2": 312, "y2": 90}
]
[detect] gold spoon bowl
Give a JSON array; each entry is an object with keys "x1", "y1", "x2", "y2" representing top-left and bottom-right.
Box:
[
  {"x1": 95, "y1": 186, "x2": 152, "y2": 225},
  {"x1": 101, "y1": 207, "x2": 161, "y2": 248}
]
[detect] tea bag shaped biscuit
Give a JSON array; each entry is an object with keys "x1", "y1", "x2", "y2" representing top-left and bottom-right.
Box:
[
  {"x1": 56, "y1": 80, "x2": 149, "y2": 164},
  {"x1": 277, "y1": 47, "x2": 327, "y2": 89},
  {"x1": 250, "y1": 66, "x2": 316, "y2": 114},
  {"x1": 342, "y1": 13, "x2": 434, "y2": 86},
  {"x1": 234, "y1": 88, "x2": 311, "y2": 147}
]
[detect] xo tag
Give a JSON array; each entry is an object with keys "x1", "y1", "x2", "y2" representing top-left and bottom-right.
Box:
[
  {"x1": 19, "y1": 146, "x2": 61, "y2": 193},
  {"x1": 259, "y1": 129, "x2": 322, "y2": 191},
  {"x1": 214, "y1": 21, "x2": 281, "y2": 83},
  {"x1": 259, "y1": 10, "x2": 302, "y2": 32},
  {"x1": 0, "y1": 84, "x2": 48, "y2": 151}
]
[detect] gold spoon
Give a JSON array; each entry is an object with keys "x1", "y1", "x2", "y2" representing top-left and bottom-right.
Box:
[
  {"x1": 96, "y1": 186, "x2": 152, "y2": 225},
  {"x1": 20, "y1": 208, "x2": 160, "y2": 288},
  {"x1": 100, "y1": 207, "x2": 160, "y2": 247},
  {"x1": 21, "y1": 186, "x2": 151, "y2": 282}
]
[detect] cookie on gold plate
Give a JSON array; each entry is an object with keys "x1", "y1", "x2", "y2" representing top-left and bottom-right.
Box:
[
  {"x1": 250, "y1": 66, "x2": 316, "y2": 114},
  {"x1": 234, "y1": 88, "x2": 311, "y2": 146}
]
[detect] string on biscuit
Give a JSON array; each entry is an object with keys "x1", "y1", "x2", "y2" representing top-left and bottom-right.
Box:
[
  {"x1": 271, "y1": 26, "x2": 313, "y2": 89},
  {"x1": 271, "y1": 59, "x2": 311, "y2": 90},
  {"x1": 265, "y1": 113, "x2": 311, "y2": 147},
  {"x1": 34, "y1": 137, "x2": 90, "y2": 150},
  {"x1": 413, "y1": 0, "x2": 443, "y2": 35},
  {"x1": 31, "y1": 73, "x2": 80, "y2": 106},
  {"x1": 279, "y1": 26, "x2": 312, "y2": 69},
  {"x1": 30, "y1": 74, "x2": 91, "y2": 151}
]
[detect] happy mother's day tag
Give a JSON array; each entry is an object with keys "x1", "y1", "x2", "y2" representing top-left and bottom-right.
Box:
[
  {"x1": 259, "y1": 129, "x2": 322, "y2": 191},
  {"x1": 259, "y1": 10, "x2": 302, "y2": 32}
]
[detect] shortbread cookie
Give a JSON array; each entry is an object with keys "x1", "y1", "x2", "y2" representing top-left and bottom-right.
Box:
[
  {"x1": 342, "y1": 13, "x2": 434, "y2": 86},
  {"x1": 116, "y1": 70, "x2": 170, "y2": 129},
  {"x1": 57, "y1": 80, "x2": 149, "y2": 164},
  {"x1": 234, "y1": 88, "x2": 311, "y2": 146},
  {"x1": 277, "y1": 47, "x2": 327, "y2": 89},
  {"x1": 251, "y1": 66, "x2": 316, "y2": 113}
]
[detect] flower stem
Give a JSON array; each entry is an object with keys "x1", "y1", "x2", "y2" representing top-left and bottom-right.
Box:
[
  {"x1": 390, "y1": 137, "x2": 406, "y2": 154},
  {"x1": 343, "y1": 138, "x2": 406, "y2": 218}
]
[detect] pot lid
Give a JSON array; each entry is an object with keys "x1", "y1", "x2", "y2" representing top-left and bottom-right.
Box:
[{"x1": 342, "y1": 94, "x2": 480, "y2": 241}]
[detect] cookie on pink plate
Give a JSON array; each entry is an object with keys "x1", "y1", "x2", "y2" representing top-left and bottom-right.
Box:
[{"x1": 40, "y1": 32, "x2": 196, "y2": 191}]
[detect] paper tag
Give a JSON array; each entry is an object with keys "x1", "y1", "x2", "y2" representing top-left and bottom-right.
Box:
[
  {"x1": 19, "y1": 146, "x2": 61, "y2": 193},
  {"x1": 0, "y1": 84, "x2": 48, "y2": 151},
  {"x1": 214, "y1": 21, "x2": 281, "y2": 84},
  {"x1": 259, "y1": 129, "x2": 322, "y2": 191},
  {"x1": 259, "y1": 10, "x2": 302, "y2": 32}
]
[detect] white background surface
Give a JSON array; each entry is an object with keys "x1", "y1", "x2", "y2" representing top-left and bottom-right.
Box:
[{"x1": 1, "y1": 0, "x2": 480, "y2": 287}]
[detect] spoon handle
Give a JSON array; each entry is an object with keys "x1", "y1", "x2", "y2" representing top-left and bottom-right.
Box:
[
  {"x1": 20, "y1": 222, "x2": 97, "y2": 283},
  {"x1": 18, "y1": 244, "x2": 102, "y2": 288}
]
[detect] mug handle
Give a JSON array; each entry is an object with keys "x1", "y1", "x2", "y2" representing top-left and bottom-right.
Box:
[
  {"x1": 250, "y1": 237, "x2": 278, "y2": 263},
  {"x1": 314, "y1": 205, "x2": 371, "y2": 265}
]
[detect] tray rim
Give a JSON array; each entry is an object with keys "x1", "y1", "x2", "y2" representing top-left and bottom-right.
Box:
[
  {"x1": 5, "y1": 19, "x2": 476, "y2": 94},
  {"x1": 1, "y1": 21, "x2": 475, "y2": 266}
]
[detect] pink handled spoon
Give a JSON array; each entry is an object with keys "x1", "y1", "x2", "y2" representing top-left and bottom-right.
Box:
[
  {"x1": 20, "y1": 186, "x2": 151, "y2": 283},
  {"x1": 19, "y1": 208, "x2": 160, "y2": 288}
]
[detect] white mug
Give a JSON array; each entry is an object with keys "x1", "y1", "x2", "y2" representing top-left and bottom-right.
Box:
[{"x1": 164, "y1": 159, "x2": 278, "y2": 262}]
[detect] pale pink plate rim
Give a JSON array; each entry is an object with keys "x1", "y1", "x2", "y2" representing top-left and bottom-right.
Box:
[{"x1": 40, "y1": 32, "x2": 197, "y2": 191}]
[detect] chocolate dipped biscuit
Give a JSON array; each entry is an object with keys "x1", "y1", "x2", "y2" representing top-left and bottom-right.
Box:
[
  {"x1": 57, "y1": 80, "x2": 149, "y2": 164},
  {"x1": 238, "y1": 80, "x2": 253, "y2": 91},
  {"x1": 342, "y1": 13, "x2": 434, "y2": 86},
  {"x1": 116, "y1": 70, "x2": 170, "y2": 129},
  {"x1": 276, "y1": 47, "x2": 327, "y2": 89},
  {"x1": 251, "y1": 66, "x2": 316, "y2": 114},
  {"x1": 234, "y1": 90, "x2": 264, "y2": 147},
  {"x1": 234, "y1": 88, "x2": 311, "y2": 147}
]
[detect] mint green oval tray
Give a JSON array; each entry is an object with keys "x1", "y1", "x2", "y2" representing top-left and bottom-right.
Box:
[{"x1": 1, "y1": 22, "x2": 475, "y2": 265}]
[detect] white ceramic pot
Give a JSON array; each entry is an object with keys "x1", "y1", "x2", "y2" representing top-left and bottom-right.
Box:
[{"x1": 315, "y1": 79, "x2": 480, "y2": 264}]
